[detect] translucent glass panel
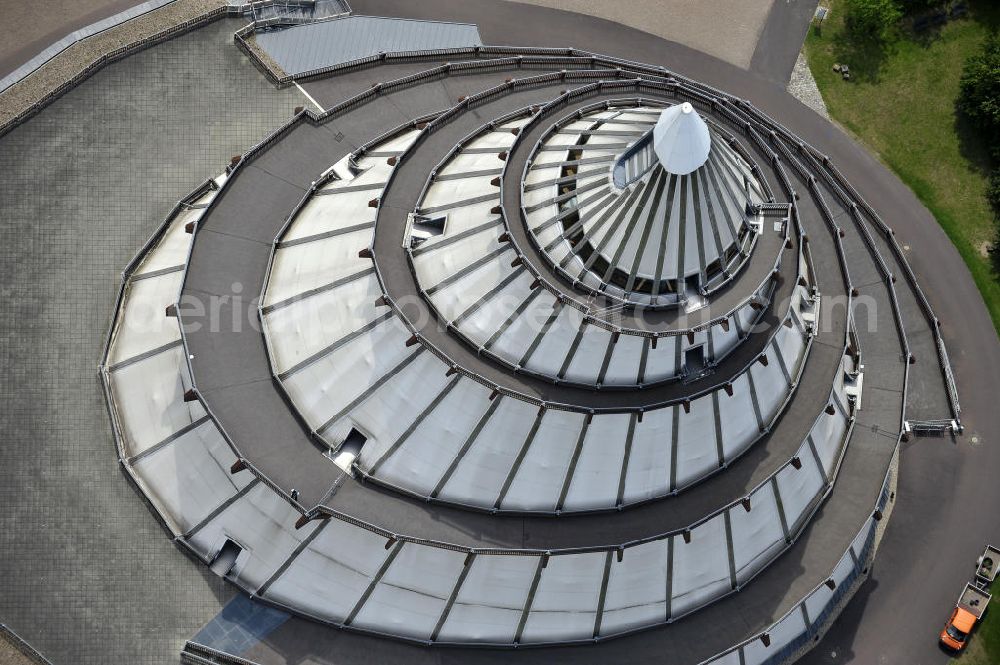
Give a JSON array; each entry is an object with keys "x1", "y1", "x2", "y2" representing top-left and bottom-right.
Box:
[{"x1": 265, "y1": 519, "x2": 393, "y2": 622}]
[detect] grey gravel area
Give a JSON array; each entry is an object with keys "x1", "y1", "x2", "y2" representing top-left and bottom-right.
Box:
[
  {"x1": 0, "y1": 646, "x2": 36, "y2": 665},
  {"x1": 243, "y1": 33, "x2": 288, "y2": 81},
  {"x1": 0, "y1": 18, "x2": 300, "y2": 665},
  {"x1": 787, "y1": 51, "x2": 830, "y2": 119}
]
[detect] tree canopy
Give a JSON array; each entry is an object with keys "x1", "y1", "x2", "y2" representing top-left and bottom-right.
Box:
[
  {"x1": 843, "y1": 0, "x2": 904, "y2": 38},
  {"x1": 959, "y1": 33, "x2": 1000, "y2": 157}
]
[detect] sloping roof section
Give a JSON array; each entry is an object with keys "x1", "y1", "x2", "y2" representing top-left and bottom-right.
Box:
[{"x1": 254, "y1": 15, "x2": 482, "y2": 76}]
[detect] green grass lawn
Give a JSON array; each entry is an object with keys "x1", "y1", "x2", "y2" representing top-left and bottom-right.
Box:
[{"x1": 805, "y1": 1, "x2": 1000, "y2": 334}]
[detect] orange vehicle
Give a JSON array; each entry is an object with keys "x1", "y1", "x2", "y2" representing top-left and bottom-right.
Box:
[
  {"x1": 939, "y1": 545, "x2": 998, "y2": 651},
  {"x1": 940, "y1": 585, "x2": 988, "y2": 650}
]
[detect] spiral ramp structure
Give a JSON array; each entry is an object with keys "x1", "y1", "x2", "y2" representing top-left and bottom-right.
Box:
[{"x1": 98, "y1": 43, "x2": 940, "y2": 665}]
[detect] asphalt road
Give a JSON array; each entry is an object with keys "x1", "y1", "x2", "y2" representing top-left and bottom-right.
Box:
[
  {"x1": 750, "y1": 0, "x2": 822, "y2": 85},
  {"x1": 0, "y1": 0, "x2": 145, "y2": 80}
]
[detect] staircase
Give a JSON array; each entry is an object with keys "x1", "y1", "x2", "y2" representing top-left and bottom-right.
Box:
[{"x1": 231, "y1": 0, "x2": 351, "y2": 30}]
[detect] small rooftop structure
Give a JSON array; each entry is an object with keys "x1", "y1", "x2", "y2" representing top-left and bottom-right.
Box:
[
  {"x1": 535, "y1": 104, "x2": 764, "y2": 308},
  {"x1": 653, "y1": 102, "x2": 712, "y2": 175}
]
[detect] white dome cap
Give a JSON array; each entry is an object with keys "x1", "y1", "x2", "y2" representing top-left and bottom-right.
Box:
[{"x1": 652, "y1": 102, "x2": 712, "y2": 175}]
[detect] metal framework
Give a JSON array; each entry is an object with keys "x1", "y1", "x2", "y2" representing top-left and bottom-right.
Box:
[{"x1": 93, "y1": 35, "x2": 953, "y2": 665}]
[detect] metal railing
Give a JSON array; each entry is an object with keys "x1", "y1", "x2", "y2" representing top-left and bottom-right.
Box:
[
  {"x1": 125, "y1": 49, "x2": 859, "y2": 557},
  {"x1": 698, "y1": 458, "x2": 895, "y2": 665},
  {"x1": 907, "y1": 419, "x2": 957, "y2": 434},
  {"x1": 182, "y1": 640, "x2": 263, "y2": 665},
  {"x1": 0, "y1": 0, "x2": 927, "y2": 651},
  {"x1": 244, "y1": 69, "x2": 860, "y2": 537},
  {"x1": 513, "y1": 100, "x2": 778, "y2": 314},
  {"x1": 91, "y1": 41, "x2": 913, "y2": 654},
  {"x1": 81, "y1": 43, "x2": 888, "y2": 509},
  {"x1": 227, "y1": 36, "x2": 952, "y2": 428},
  {"x1": 514, "y1": 102, "x2": 787, "y2": 324}
]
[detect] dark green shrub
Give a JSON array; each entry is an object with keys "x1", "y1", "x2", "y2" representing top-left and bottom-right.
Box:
[
  {"x1": 988, "y1": 169, "x2": 1000, "y2": 214},
  {"x1": 958, "y1": 34, "x2": 1000, "y2": 159},
  {"x1": 958, "y1": 35, "x2": 1000, "y2": 268},
  {"x1": 843, "y1": 0, "x2": 904, "y2": 38},
  {"x1": 988, "y1": 170, "x2": 1000, "y2": 267}
]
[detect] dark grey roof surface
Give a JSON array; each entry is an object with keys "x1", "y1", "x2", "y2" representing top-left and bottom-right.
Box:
[{"x1": 254, "y1": 15, "x2": 482, "y2": 75}]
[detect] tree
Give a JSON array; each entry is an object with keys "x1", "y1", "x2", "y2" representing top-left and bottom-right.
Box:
[
  {"x1": 988, "y1": 170, "x2": 1000, "y2": 267},
  {"x1": 958, "y1": 34, "x2": 1000, "y2": 158},
  {"x1": 959, "y1": 36, "x2": 1000, "y2": 264},
  {"x1": 843, "y1": 0, "x2": 903, "y2": 39},
  {"x1": 987, "y1": 169, "x2": 1000, "y2": 215}
]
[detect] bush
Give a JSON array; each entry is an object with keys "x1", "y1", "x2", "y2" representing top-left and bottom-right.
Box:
[
  {"x1": 896, "y1": 0, "x2": 947, "y2": 16},
  {"x1": 958, "y1": 34, "x2": 1000, "y2": 158},
  {"x1": 844, "y1": 0, "x2": 903, "y2": 38},
  {"x1": 989, "y1": 170, "x2": 1000, "y2": 265},
  {"x1": 988, "y1": 169, "x2": 1000, "y2": 214},
  {"x1": 962, "y1": 38, "x2": 1000, "y2": 265}
]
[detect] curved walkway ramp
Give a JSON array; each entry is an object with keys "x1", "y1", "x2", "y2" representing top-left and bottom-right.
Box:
[
  {"x1": 97, "y1": 32, "x2": 952, "y2": 665},
  {"x1": 0, "y1": 0, "x2": 979, "y2": 662}
]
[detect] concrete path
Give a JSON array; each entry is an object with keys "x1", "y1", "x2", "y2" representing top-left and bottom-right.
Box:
[
  {"x1": 505, "y1": 0, "x2": 819, "y2": 84},
  {"x1": 502, "y1": 0, "x2": 774, "y2": 70},
  {"x1": 751, "y1": 0, "x2": 822, "y2": 85}
]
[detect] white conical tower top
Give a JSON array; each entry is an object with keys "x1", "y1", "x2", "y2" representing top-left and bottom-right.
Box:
[{"x1": 652, "y1": 102, "x2": 712, "y2": 175}]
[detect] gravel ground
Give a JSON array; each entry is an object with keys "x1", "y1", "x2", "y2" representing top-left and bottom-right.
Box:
[
  {"x1": 0, "y1": 630, "x2": 43, "y2": 665},
  {"x1": 243, "y1": 33, "x2": 289, "y2": 81},
  {"x1": 0, "y1": 648, "x2": 35, "y2": 665},
  {"x1": 787, "y1": 51, "x2": 830, "y2": 119}
]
